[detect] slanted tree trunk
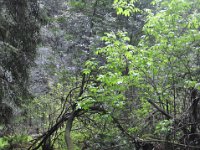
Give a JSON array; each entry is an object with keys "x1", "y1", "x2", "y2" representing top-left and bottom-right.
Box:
[{"x1": 65, "y1": 113, "x2": 76, "y2": 150}]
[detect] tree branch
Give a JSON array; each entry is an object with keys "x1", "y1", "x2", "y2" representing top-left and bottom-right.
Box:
[{"x1": 147, "y1": 99, "x2": 173, "y2": 119}]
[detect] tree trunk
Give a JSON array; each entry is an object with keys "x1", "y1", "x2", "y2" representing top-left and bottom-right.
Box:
[{"x1": 65, "y1": 113, "x2": 75, "y2": 150}]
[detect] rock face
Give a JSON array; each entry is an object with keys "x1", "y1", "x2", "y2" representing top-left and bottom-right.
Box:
[
  {"x1": 29, "y1": 47, "x2": 53, "y2": 96},
  {"x1": 28, "y1": 20, "x2": 71, "y2": 96},
  {"x1": 28, "y1": 45, "x2": 73, "y2": 96}
]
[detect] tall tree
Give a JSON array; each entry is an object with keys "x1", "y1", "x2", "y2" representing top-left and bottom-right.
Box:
[
  {"x1": 0, "y1": 0, "x2": 40, "y2": 132},
  {"x1": 28, "y1": 0, "x2": 200, "y2": 149}
]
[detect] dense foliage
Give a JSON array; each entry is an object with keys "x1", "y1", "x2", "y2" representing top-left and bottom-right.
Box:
[
  {"x1": 0, "y1": 0, "x2": 200, "y2": 150},
  {"x1": 0, "y1": 0, "x2": 40, "y2": 137}
]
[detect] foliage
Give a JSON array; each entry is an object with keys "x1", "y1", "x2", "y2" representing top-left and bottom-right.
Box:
[
  {"x1": 113, "y1": 0, "x2": 141, "y2": 16},
  {"x1": 2, "y1": 0, "x2": 200, "y2": 149},
  {"x1": 0, "y1": 0, "x2": 40, "y2": 130},
  {"x1": 155, "y1": 120, "x2": 173, "y2": 135},
  {"x1": 0, "y1": 135, "x2": 32, "y2": 150},
  {"x1": 80, "y1": 0, "x2": 200, "y2": 147},
  {"x1": 0, "y1": 137, "x2": 9, "y2": 149}
]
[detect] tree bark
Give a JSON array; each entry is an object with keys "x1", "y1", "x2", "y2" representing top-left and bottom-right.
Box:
[{"x1": 65, "y1": 112, "x2": 76, "y2": 150}]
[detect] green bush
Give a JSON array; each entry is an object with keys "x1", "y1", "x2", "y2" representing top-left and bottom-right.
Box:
[
  {"x1": 0, "y1": 134, "x2": 32, "y2": 150},
  {"x1": 0, "y1": 137, "x2": 9, "y2": 149}
]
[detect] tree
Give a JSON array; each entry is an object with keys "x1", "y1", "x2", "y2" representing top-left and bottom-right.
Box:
[
  {"x1": 0, "y1": 0, "x2": 40, "y2": 134},
  {"x1": 27, "y1": 0, "x2": 200, "y2": 149}
]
